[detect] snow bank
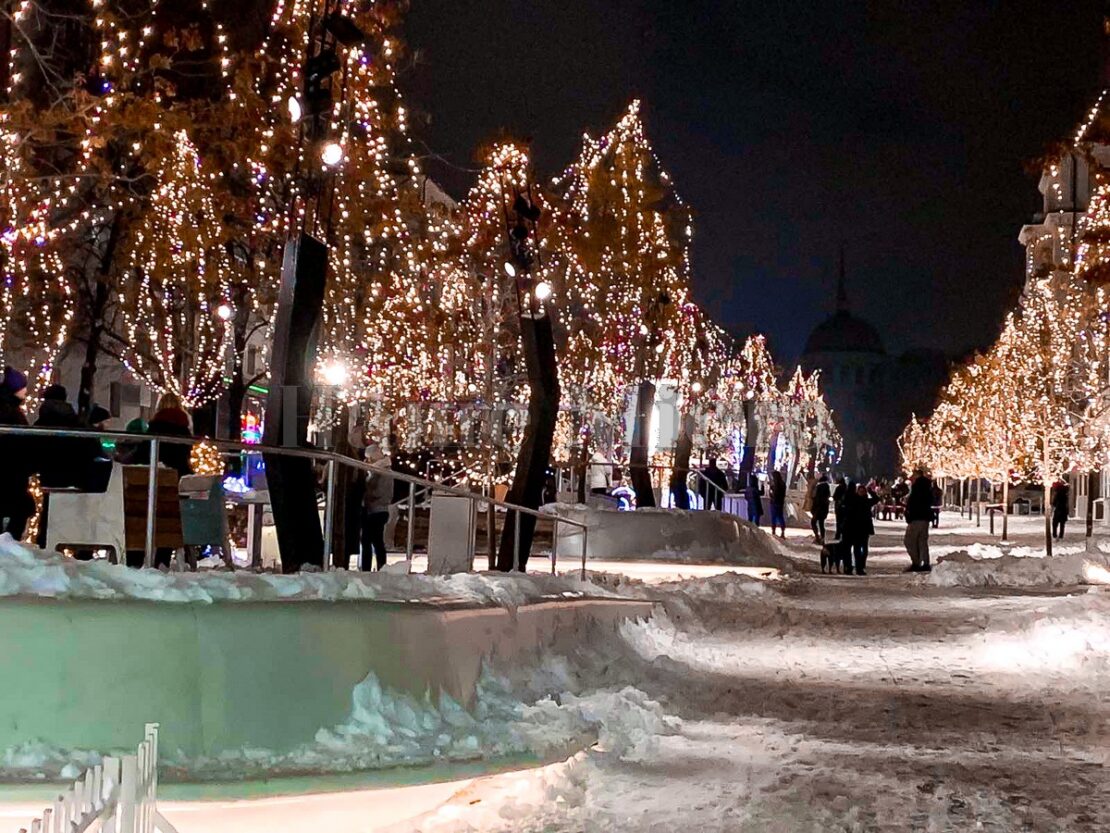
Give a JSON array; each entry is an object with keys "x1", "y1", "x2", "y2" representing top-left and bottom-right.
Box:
[
  {"x1": 930, "y1": 548, "x2": 1110, "y2": 588},
  {"x1": 546, "y1": 504, "x2": 794, "y2": 571},
  {"x1": 169, "y1": 670, "x2": 675, "y2": 780},
  {"x1": 0, "y1": 645, "x2": 678, "y2": 781},
  {"x1": 0, "y1": 535, "x2": 616, "y2": 606}
]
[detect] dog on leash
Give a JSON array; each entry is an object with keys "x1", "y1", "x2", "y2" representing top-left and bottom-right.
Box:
[{"x1": 820, "y1": 540, "x2": 850, "y2": 574}]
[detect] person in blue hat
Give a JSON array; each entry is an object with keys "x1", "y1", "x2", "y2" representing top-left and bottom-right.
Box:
[{"x1": 0, "y1": 367, "x2": 34, "y2": 539}]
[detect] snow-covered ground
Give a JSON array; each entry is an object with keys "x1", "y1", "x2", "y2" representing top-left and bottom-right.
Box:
[
  {"x1": 6, "y1": 512, "x2": 1110, "y2": 831},
  {"x1": 382, "y1": 514, "x2": 1110, "y2": 832},
  {"x1": 0, "y1": 535, "x2": 617, "y2": 606}
]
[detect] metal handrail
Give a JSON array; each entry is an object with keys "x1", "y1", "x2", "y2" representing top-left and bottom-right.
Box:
[
  {"x1": 0, "y1": 424, "x2": 589, "y2": 578},
  {"x1": 581, "y1": 460, "x2": 731, "y2": 508}
]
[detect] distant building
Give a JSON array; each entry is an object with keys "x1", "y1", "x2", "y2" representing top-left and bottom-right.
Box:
[
  {"x1": 1018, "y1": 129, "x2": 1110, "y2": 291},
  {"x1": 800, "y1": 254, "x2": 948, "y2": 480}
]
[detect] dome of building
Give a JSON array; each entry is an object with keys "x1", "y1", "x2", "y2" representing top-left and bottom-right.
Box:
[{"x1": 803, "y1": 309, "x2": 885, "y2": 356}]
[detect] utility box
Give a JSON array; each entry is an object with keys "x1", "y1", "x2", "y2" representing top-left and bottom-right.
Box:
[{"x1": 427, "y1": 492, "x2": 476, "y2": 574}]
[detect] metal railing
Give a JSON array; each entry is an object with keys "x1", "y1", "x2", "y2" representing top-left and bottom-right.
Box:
[
  {"x1": 0, "y1": 425, "x2": 589, "y2": 578},
  {"x1": 581, "y1": 461, "x2": 730, "y2": 509}
]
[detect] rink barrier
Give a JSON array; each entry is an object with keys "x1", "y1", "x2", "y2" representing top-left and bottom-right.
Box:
[
  {"x1": 18, "y1": 723, "x2": 177, "y2": 833},
  {"x1": 0, "y1": 425, "x2": 588, "y2": 577}
]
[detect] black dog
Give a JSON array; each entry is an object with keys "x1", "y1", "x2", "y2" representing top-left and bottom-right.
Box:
[{"x1": 820, "y1": 541, "x2": 850, "y2": 574}]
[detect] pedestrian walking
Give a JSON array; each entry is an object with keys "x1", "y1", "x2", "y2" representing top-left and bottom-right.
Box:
[
  {"x1": 701, "y1": 457, "x2": 729, "y2": 511},
  {"x1": 1051, "y1": 480, "x2": 1070, "y2": 540},
  {"x1": 361, "y1": 442, "x2": 394, "y2": 570},
  {"x1": 842, "y1": 482, "x2": 878, "y2": 575},
  {"x1": 904, "y1": 472, "x2": 934, "y2": 572},
  {"x1": 810, "y1": 473, "x2": 831, "y2": 544},
  {"x1": 930, "y1": 480, "x2": 943, "y2": 528},
  {"x1": 744, "y1": 471, "x2": 763, "y2": 526},
  {"x1": 832, "y1": 476, "x2": 848, "y2": 540},
  {"x1": 769, "y1": 469, "x2": 788, "y2": 538}
]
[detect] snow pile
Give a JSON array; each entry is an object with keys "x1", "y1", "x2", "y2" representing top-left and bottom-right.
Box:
[
  {"x1": 0, "y1": 535, "x2": 616, "y2": 606},
  {"x1": 930, "y1": 548, "x2": 1110, "y2": 587},
  {"x1": 172, "y1": 671, "x2": 674, "y2": 780},
  {"x1": 546, "y1": 503, "x2": 794, "y2": 570},
  {"x1": 0, "y1": 632, "x2": 679, "y2": 781},
  {"x1": 972, "y1": 593, "x2": 1110, "y2": 675}
]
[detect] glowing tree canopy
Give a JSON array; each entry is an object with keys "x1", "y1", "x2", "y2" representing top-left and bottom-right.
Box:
[
  {"x1": 117, "y1": 129, "x2": 232, "y2": 408},
  {"x1": 0, "y1": 127, "x2": 72, "y2": 393}
]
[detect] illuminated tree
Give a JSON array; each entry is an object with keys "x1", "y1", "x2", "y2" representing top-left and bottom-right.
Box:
[
  {"x1": 0, "y1": 126, "x2": 72, "y2": 394},
  {"x1": 116, "y1": 129, "x2": 232, "y2": 408},
  {"x1": 552, "y1": 101, "x2": 690, "y2": 507}
]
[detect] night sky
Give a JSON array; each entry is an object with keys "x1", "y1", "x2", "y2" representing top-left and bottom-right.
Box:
[{"x1": 405, "y1": 1, "x2": 1107, "y2": 363}]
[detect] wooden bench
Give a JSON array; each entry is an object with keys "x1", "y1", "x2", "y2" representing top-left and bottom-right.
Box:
[{"x1": 122, "y1": 466, "x2": 183, "y2": 552}]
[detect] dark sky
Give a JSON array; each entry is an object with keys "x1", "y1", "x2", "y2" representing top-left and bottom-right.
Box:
[{"x1": 405, "y1": 0, "x2": 1106, "y2": 363}]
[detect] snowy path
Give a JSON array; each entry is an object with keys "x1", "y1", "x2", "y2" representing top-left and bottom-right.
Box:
[{"x1": 401, "y1": 521, "x2": 1110, "y2": 831}]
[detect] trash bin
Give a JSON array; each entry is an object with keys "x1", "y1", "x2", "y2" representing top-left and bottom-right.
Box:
[{"x1": 179, "y1": 474, "x2": 228, "y2": 548}]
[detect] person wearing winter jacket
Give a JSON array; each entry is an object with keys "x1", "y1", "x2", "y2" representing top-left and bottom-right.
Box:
[
  {"x1": 832, "y1": 477, "x2": 848, "y2": 540},
  {"x1": 744, "y1": 472, "x2": 764, "y2": 526},
  {"x1": 361, "y1": 442, "x2": 394, "y2": 570},
  {"x1": 841, "y1": 482, "x2": 879, "y2": 575},
  {"x1": 768, "y1": 469, "x2": 788, "y2": 538},
  {"x1": 0, "y1": 367, "x2": 33, "y2": 539},
  {"x1": 1051, "y1": 480, "x2": 1070, "y2": 540},
  {"x1": 810, "y1": 473, "x2": 831, "y2": 544},
  {"x1": 131, "y1": 393, "x2": 193, "y2": 477},
  {"x1": 34, "y1": 384, "x2": 105, "y2": 489},
  {"x1": 904, "y1": 473, "x2": 934, "y2": 572}
]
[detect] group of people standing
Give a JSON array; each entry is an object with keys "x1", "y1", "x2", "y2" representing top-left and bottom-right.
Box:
[
  {"x1": 0, "y1": 364, "x2": 197, "y2": 566},
  {"x1": 802, "y1": 469, "x2": 936, "y2": 575},
  {"x1": 743, "y1": 469, "x2": 789, "y2": 538}
]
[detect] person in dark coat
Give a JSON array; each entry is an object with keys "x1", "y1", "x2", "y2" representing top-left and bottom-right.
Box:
[
  {"x1": 904, "y1": 473, "x2": 934, "y2": 572},
  {"x1": 930, "y1": 481, "x2": 943, "y2": 528},
  {"x1": 810, "y1": 473, "x2": 831, "y2": 544},
  {"x1": 832, "y1": 477, "x2": 848, "y2": 540},
  {"x1": 744, "y1": 471, "x2": 764, "y2": 526},
  {"x1": 769, "y1": 469, "x2": 788, "y2": 538},
  {"x1": 34, "y1": 384, "x2": 102, "y2": 489},
  {"x1": 699, "y1": 457, "x2": 729, "y2": 511},
  {"x1": 361, "y1": 443, "x2": 394, "y2": 570},
  {"x1": 132, "y1": 393, "x2": 193, "y2": 477},
  {"x1": 842, "y1": 483, "x2": 879, "y2": 575},
  {"x1": 126, "y1": 394, "x2": 192, "y2": 568},
  {"x1": 1051, "y1": 480, "x2": 1070, "y2": 540},
  {"x1": 0, "y1": 367, "x2": 33, "y2": 539}
]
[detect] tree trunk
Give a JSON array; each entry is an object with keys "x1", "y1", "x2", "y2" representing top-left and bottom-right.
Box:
[
  {"x1": 78, "y1": 214, "x2": 124, "y2": 417},
  {"x1": 330, "y1": 402, "x2": 355, "y2": 569},
  {"x1": 575, "y1": 413, "x2": 589, "y2": 504},
  {"x1": 191, "y1": 402, "x2": 216, "y2": 437},
  {"x1": 628, "y1": 380, "x2": 656, "y2": 508},
  {"x1": 226, "y1": 364, "x2": 246, "y2": 444},
  {"x1": 1086, "y1": 469, "x2": 1098, "y2": 540},
  {"x1": 1002, "y1": 477, "x2": 1009, "y2": 542},
  {"x1": 77, "y1": 312, "x2": 104, "y2": 417},
  {"x1": 975, "y1": 475, "x2": 981, "y2": 527},
  {"x1": 739, "y1": 398, "x2": 758, "y2": 479},
  {"x1": 497, "y1": 314, "x2": 560, "y2": 572},
  {"x1": 670, "y1": 410, "x2": 694, "y2": 509}
]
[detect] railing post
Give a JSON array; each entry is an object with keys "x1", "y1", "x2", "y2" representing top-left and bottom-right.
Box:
[
  {"x1": 513, "y1": 510, "x2": 521, "y2": 572},
  {"x1": 551, "y1": 518, "x2": 558, "y2": 575},
  {"x1": 467, "y1": 496, "x2": 477, "y2": 571},
  {"x1": 405, "y1": 481, "x2": 416, "y2": 562},
  {"x1": 580, "y1": 524, "x2": 588, "y2": 579},
  {"x1": 144, "y1": 439, "x2": 160, "y2": 569},
  {"x1": 322, "y1": 458, "x2": 337, "y2": 571}
]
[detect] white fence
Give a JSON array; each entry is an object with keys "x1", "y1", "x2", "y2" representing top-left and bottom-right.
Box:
[{"x1": 17, "y1": 724, "x2": 176, "y2": 833}]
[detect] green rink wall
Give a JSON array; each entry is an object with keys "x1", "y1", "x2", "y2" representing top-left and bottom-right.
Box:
[{"x1": 0, "y1": 596, "x2": 653, "y2": 760}]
